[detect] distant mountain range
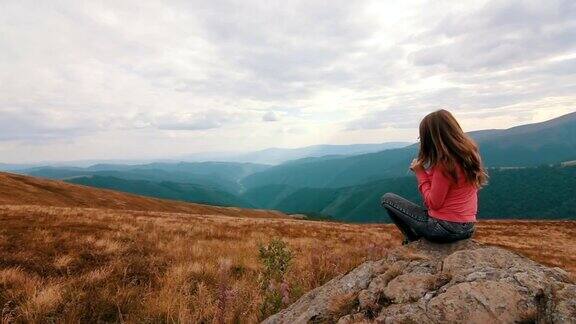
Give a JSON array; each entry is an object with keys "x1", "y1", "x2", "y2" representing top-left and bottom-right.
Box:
[
  {"x1": 6, "y1": 111, "x2": 576, "y2": 222},
  {"x1": 0, "y1": 142, "x2": 410, "y2": 171},
  {"x1": 180, "y1": 142, "x2": 411, "y2": 165},
  {"x1": 13, "y1": 143, "x2": 412, "y2": 213},
  {"x1": 242, "y1": 111, "x2": 576, "y2": 190},
  {"x1": 469, "y1": 111, "x2": 576, "y2": 166},
  {"x1": 21, "y1": 161, "x2": 269, "y2": 194}
]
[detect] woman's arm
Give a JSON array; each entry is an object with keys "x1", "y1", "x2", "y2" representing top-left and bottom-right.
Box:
[{"x1": 414, "y1": 165, "x2": 451, "y2": 210}]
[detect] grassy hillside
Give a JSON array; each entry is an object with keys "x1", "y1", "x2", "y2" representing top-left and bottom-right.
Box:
[
  {"x1": 0, "y1": 172, "x2": 284, "y2": 219},
  {"x1": 0, "y1": 204, "x2": 573, "y2": 322},
  {"x1": 68, "y1": 176, "x2": 254, "y2": 208},
  {"x1": 0, "y1": 204, "x2": 396, "y2": 322}
]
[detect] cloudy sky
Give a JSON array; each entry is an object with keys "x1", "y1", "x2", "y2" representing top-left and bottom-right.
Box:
[{"x1": 1, "y1": 0, "x2": 575, "y2": 163}]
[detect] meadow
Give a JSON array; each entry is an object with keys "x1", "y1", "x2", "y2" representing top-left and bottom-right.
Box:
[{"x1": 0, "y1": 204, "x2": 574, "y2": 323}]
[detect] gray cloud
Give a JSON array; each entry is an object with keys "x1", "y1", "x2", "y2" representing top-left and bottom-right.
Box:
[
  {"x1": 155, "y1": 110, "x2": 252, "y2": 131},
  {"x1": 0, "y1": 107, "x2": 100, "y2": 141},
  {"x1": 262, "y1": 111, "x2": 279, "y2": 122},
  {"x1": 412, "y1": 0, "x2": 576, "y2": 71},
  {"x1": 346, "y1": 79, "x2": 576, "y2": 131},
  {"x1": 348, "y1": 0, "x2": 576, "y2": 132},
  {"x1": 150, "y1": 0, "x2": 407, "y2": 100}
]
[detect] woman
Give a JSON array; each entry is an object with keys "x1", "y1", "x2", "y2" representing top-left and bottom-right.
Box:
[{"x1": 381, "y1": 109, "x2": 488, "y2": 244}]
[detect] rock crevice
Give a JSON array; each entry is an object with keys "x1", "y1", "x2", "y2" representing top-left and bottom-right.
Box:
[{"x1": 263, "y1": 240, "x2": 576, "y2": 324}]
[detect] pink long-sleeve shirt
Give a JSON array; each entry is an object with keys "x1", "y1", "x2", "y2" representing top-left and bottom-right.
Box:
[{"x1": 414, "y1": 164, "x2": 478, "y2": 223}]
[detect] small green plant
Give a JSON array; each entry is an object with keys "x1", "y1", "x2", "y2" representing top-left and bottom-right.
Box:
[
  {"x1": 258, "y1": 238, "x2": 293, "y2": 281},
  {"x1": 258, "y1": 238, "x2": 293, "y2": 318}
]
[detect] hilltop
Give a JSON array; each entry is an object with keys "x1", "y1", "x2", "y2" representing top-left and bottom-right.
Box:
[{"x1": 0, "y1": 172, "x2": 284, "y2": 219}]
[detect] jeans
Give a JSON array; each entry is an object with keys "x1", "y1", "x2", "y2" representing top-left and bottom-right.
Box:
[{"x1": 381, "y1": 193, "x2": 475, "y2": 243}]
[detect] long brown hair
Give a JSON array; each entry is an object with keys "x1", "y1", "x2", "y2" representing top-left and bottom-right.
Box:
[{"x1": 418, "y1": 109, "x2": 488, "y2": 187}]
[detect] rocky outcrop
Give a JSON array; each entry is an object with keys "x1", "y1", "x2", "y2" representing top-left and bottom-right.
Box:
[{"x1": 263, "y1": 240, "x2": 576, "y2": 324}]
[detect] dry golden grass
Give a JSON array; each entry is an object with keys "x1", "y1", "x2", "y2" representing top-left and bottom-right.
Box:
[
  {"x1": 474, "y1": 220, "x2": 576, "y2": 272},
  {"x1": 0, "y1": 205, "x2": 394, "y2": 323},
  {"x1": 0, "y1": 204, "x2": 574, "y2": 323}
]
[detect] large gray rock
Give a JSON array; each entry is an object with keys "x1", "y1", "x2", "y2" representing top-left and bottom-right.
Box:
[{"x1": 263, "y1": 240, "x2": 576, "y2": 324}]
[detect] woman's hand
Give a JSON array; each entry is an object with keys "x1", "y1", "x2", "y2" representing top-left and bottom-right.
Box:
[{"x1": 410, "y1": 158, "x2": 424, "y2": 173}]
